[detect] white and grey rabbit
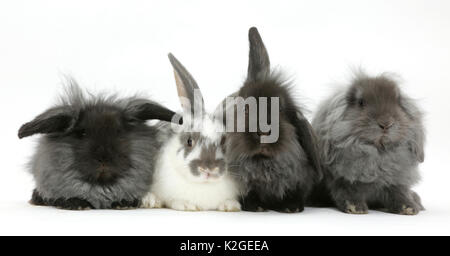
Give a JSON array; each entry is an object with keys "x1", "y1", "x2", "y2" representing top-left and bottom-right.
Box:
[
  {"x1": 18, "y1": 79, "x2": 179, "y2": 210},
  {"x1": 225, "y1": 27, "x2": 322, "y2": 213},
  {"x1": 141, "y1": 54, "x2": 241, "y2": 212},
  {"x1": 312, "y1": 73, "x2": 426, "y2": 215}
]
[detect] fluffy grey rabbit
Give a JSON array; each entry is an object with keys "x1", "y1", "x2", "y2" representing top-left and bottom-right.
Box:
[
  {"x1": 312, "y1": 73, "x2": 426, "y2": 215},
  {"x1": 18, "y1": 79, "x2": 179, "y2": 210},
  {"x1": 225, "y1": 27, "x2": 322, "y2": 213}
]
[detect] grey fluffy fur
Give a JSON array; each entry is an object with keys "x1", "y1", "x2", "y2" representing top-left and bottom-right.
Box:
[
  {"x1": 30, "y1": 133, "x2": 158, "y2": 209},
  {"x1": 20, "y1": 80, "x2": 176, "y2": 209},
  {"x1": 312, "y1": 73, "x2": 426, "y2": 215},
  {"x1": 226, "y1": 27, "x2": 322, "y2": 212},
  {"x1": 228, "y1": 123, "x2": 313, "y2": 199}
]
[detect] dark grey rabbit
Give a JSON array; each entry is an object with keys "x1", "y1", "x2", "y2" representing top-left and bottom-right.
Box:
[
  {"x1": 225, "y1": 27, "x2": 322, "y2": 213},
  {"x1": 312, "y1": 73, "x2": 425, "y2": 215},
  {"x1": 18, "y1": 79, "x2": 179, "y2": 210}
]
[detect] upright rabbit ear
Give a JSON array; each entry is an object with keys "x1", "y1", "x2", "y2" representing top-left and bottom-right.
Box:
[
  {"x1": 247, "y1": 27, "x2": 271, "y2": 83},
  {"x1": 168, "y1": 53, "x2": 205, "y2": 119},
  {"x1": 18, "y1": 106, "x2": 77, "y2": 139},
  {"x1": 126, "y1": 99, "x2": 182, "y2": 124}
]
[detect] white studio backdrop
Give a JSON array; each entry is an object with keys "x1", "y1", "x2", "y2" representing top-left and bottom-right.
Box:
[{"x1": 1, "y1": 0, "x2": 449, "y2": 235}]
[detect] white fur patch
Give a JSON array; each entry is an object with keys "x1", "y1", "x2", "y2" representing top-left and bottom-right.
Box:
[
  {"x1": 141, "y1": 193, "x2": 163, "y2": 209},
  {"x1": 200, "y1": 116, "x2": 223, "y2": 142}
]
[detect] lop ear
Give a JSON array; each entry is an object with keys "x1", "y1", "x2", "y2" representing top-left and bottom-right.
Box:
[
  {"x1": 126, "y1": 99, "x2": 182, "y2": 124},
  {"x1": 290, "y1": 111, "x2": 323, "y2": 181},
  {"x1": 247, "y1": 27, "x2": 271, "y2": 83},
  {"x1": 399, "y1": 96, "x2": 425, "y2": 163},
  {"x1": 18, "y1": 106, "x2": 77, "y2": 139},
  {"x1": 168, "y1": 53, "x2": 204, "y2": 119},
  {"x1": 409, "y1": 134, "x2": 425, "y2": 163},
  {"x1": 411, "y1": 142, "x2": 425, "y2": 163}
]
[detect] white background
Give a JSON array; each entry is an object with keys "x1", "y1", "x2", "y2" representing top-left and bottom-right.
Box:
[{"x1": 1, "y1": 0, "x2": 449, "y2": 236}]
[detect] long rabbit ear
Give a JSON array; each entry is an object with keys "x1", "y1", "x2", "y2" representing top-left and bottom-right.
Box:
[
  {"x1": 168, "y1": 53, "x2": 205, "y2": 119},
  {"x1": 126, "y1": 99, "x2": 182, "y2": 124},
  {"x1": 247, "y1": 27, "x2": 271, "y2": 83},
  {"x1": 18, "y1": 106, "x2": 77, "y2": 139}
]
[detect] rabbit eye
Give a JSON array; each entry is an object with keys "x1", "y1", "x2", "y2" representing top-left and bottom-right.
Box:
[
  {"x1": 358, "y1": 99, "x2": 365, "y2": 108},
  {"x1": 187, "y1": 138, "x2": 194, "y2": 147},
  {"x1": 220, "y1": 136, "x2": 226, "y2": 146},
  {"x1": 75, "y1": 129, "x2": 87, "y2": 138}
]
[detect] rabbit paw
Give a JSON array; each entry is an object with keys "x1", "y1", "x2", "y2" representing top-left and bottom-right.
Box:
[
  {"x1": 30, "y1": 189, "x2": 47, "y2": 206},
  {"x1": 280, "y1": 207, "x2": 304, "y2": 214},
  {"x1": 169, "y1": 200, "x2": 201, "y2": 212},
  {"x1": 274, "y1": 201, "x2": 305, "y2": 213},
  {"x1": 387, "y1": 197, "x2": 421, "y2": 215},
  {"x1": 396, "y1": 205, "x2": 420, "y2": 216},
  {"x1": 141, "y1": 193, "x2": 163, "y2": 209},
  {"x1": 51, "y1": 197, "x2": 93, "y2": 211},
  {"x1": 218, "y1": 200, "x2": 241, "y2": 212},
  {"x1": 111, "y1": 199, "x2": 140, "y2": 210},
  {"x1": 344, "y1": 201, "x2": 369, "y2": 215}
]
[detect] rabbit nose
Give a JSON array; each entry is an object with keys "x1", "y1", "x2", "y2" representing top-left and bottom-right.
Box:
[
  {"x1": 378, "y1": 120, "x2": 394, "y2": 131},
  {"x1": 198, "y1": 167, "x2": 219, "y2": 174},
  {"x1": 98, "y1": 162, "x2": 107, "y2": 170}
]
